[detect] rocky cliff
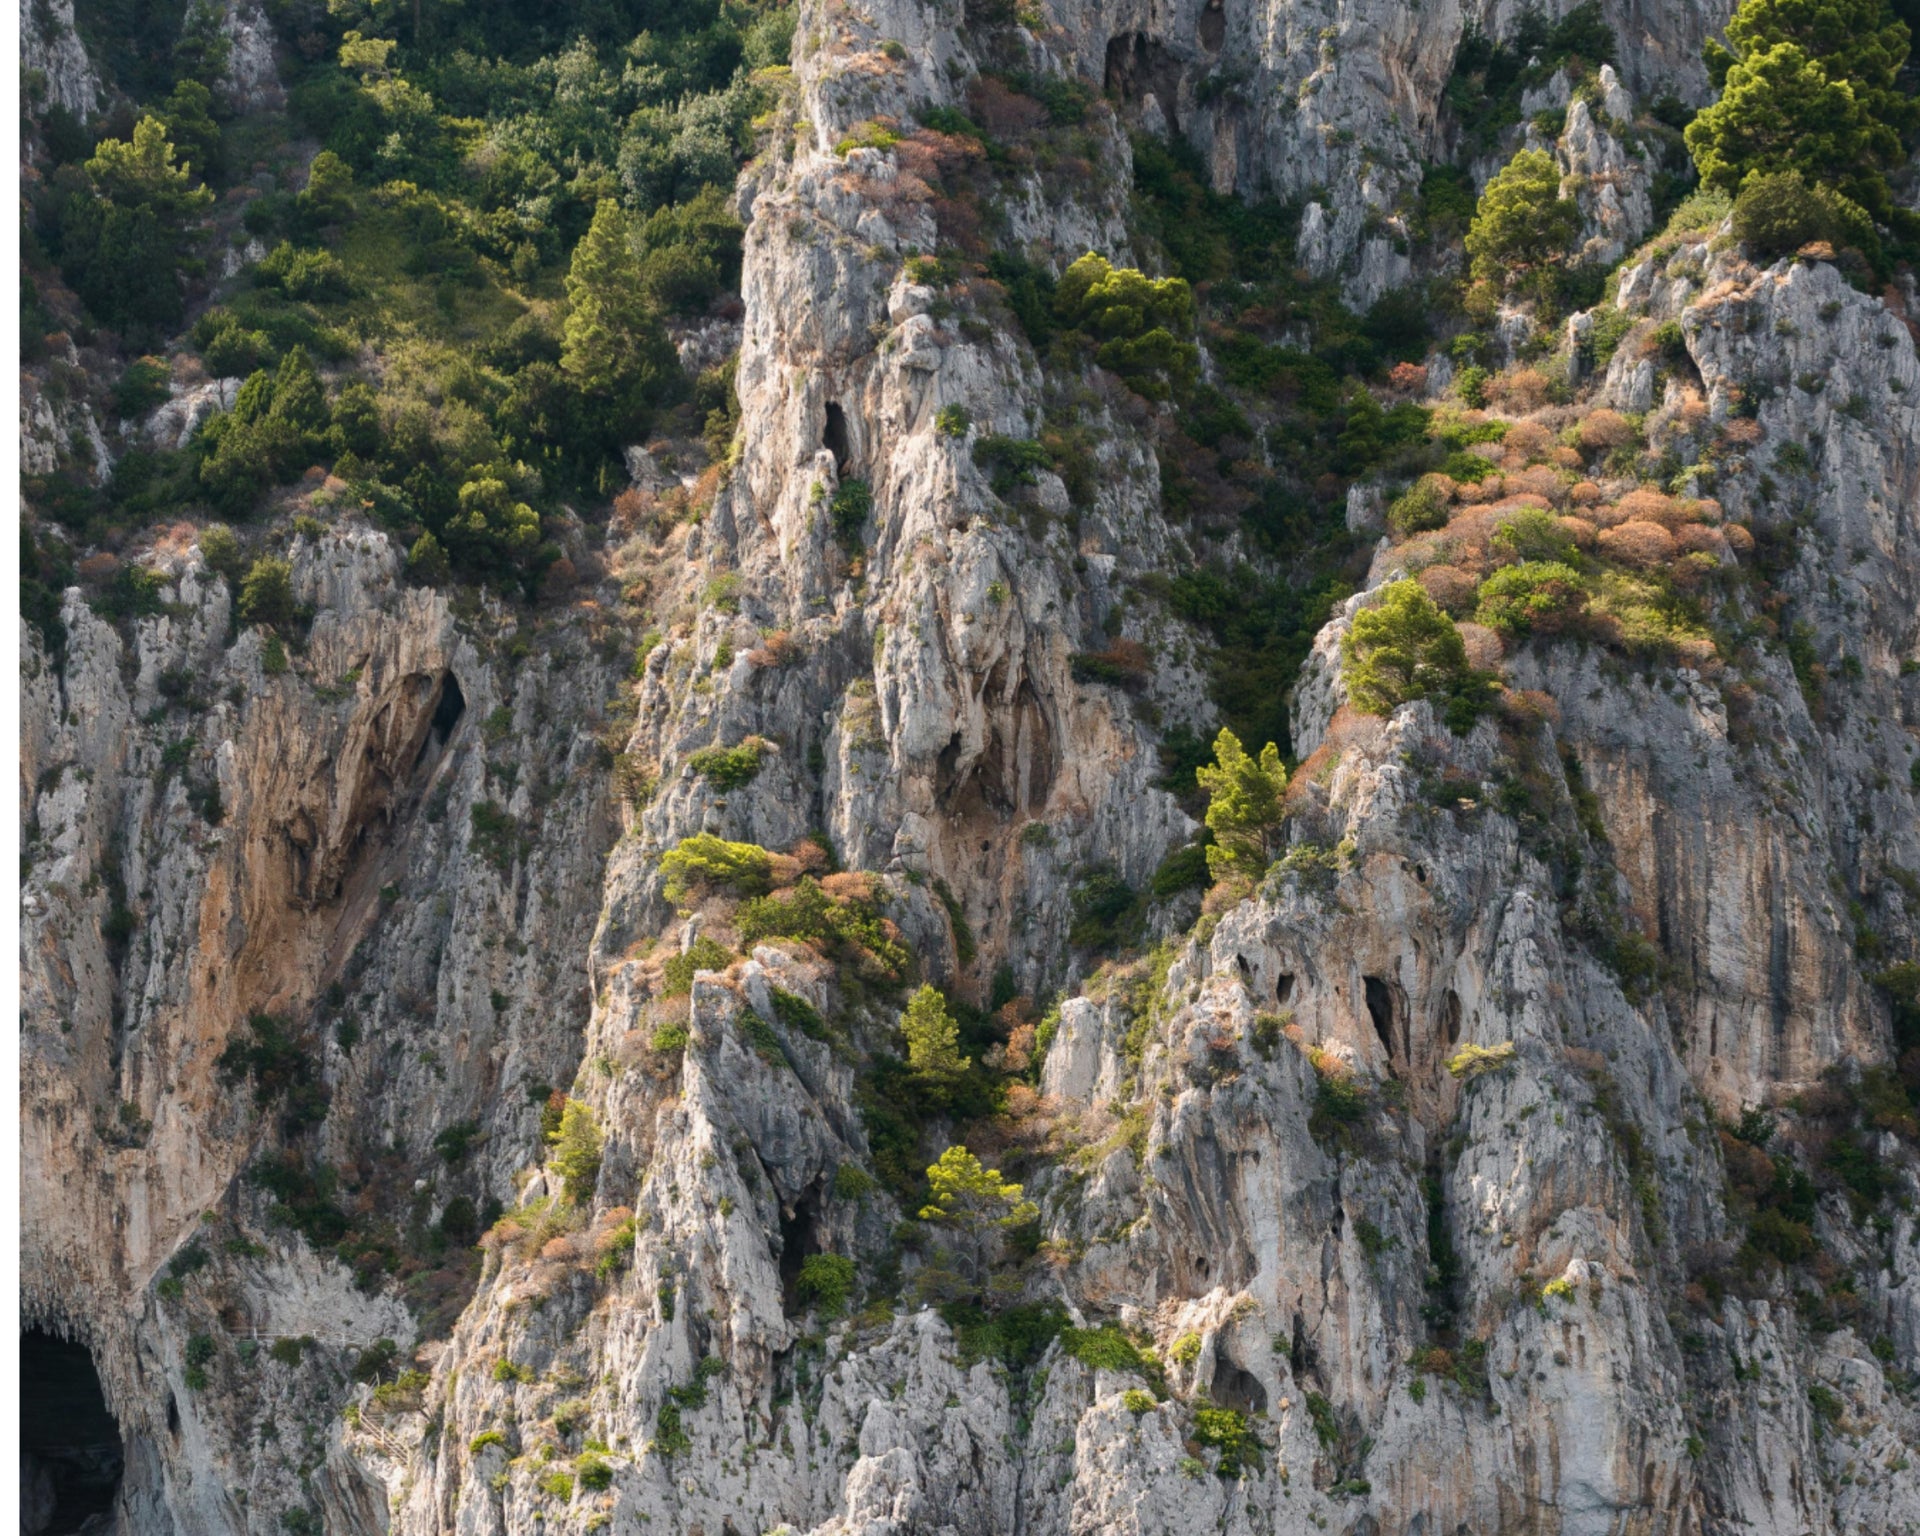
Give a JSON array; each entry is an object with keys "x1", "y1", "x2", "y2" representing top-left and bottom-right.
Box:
[{"x1": 19, "y1": 0, "x2": 1920, "y2": 1533}]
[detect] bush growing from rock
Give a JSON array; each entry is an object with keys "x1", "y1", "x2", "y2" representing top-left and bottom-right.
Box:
[
  {"x1": 1474, "y1": 562, "x2": 1589, "y2": 637},
  {"x1": 1342, "y1": 580, "x2": 1485, "y2": 727},
  {"x1": 1387, "y1": 475, "x2": 1450, "y2": 536}
]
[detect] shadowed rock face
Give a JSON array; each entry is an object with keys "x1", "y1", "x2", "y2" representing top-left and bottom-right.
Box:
[{"x1": 21, "y1": 1331, "x2": 124, "y2": 1536}]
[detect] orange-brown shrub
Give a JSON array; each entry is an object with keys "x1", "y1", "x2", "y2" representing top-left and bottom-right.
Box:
[
  {"x1": 967, "y1": 76, "x2": 1048, "y2": 138},
  {"x1": 1723, "y1": 523, "x2": 1756, "y2": 555},
  {"x1": 1503, "y1": 421, "x2": 1555, "y2": 461},
  {"x1": 1418, "y1": 564, "x2": 1479, "y2": 615},
  {"x1": 1674, "y1": 524, "x2": 1728, "y2": 559},
  {"x1": 1457, "y1": 622, "x2": 1505, "y2": 670},
  {"x1": 1596, "y1": 520, "x2": 1678, "y2": 568},
  {"x1": 1491, "y1": 368, "x2": 1552, "y2": 411},
  {"x1": 1615, "y1": 487, "x2": 1678, "y2": 525},
  {"x1": 894, "y1": 130, "x2": 982, "y2": 183},
  {"x1": 1576, "y1": 408, "x2": 1634, "y2": 452},
  {"x1": 1506, "y1": 466, "x2": 1566, "y2": 503},
  {"x1": 1550, "y1": 445, "x2": 1585, "y2": 470},
  {"x1": 1558, "y1": 515, "x2": 1598, "y2": 550},
  {"x1": 1567, "y1": 480, "x2": 1603, "y2": 505},
  {"x1": 1388, "y1": 362, "x2": 1429, "y2": 394}
]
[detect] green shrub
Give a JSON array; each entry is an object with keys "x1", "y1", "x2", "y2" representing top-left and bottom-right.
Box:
[
  {"x1": 1445, "y1": 1041, "x2": 1517, "y2": 1079},
  {"x1": 935, "y1": 403, "x2": 971, "y2": 438},
  {"x1": 686, "y1": 740, "x2": 765, "y2": 789},
  {"x1": 1491, "y1": 506, "x2": 1579, "y2": 565},
  {"x1": 830, "y1": 478, "x2": 873, "y2": 549},
  {"x1": 1191, "y1": 1404, "x2": 1259, "y2": 1478},
  {"x1": 576, "y1": 1452, "x2": 614, "y2": 1490},
  {"x1": 238, "y1": 556, "x2": 296, "y2": 630},
  {"x1": 115, "y1": 356, "x2": 174, "y2": 418},
  {"x1": 1053, "y1": 252, "x2": 1198, "y2": 399},
  {"x1": 469, "y1": 1430, "x2": 508, "y2": 1455},
  {"x1": 1474, "y1": 562, "x2": 1589, "y2": 637},
  {"x1": 1123, "y1": 1388, "x2": 1157, "y2": 1414},
  {"x1": 661, "y1": 935, "x2": 734, "y2": 996},
  {"x1": 1342, "y1": 580, "x2": 1485, "y2": 729},
  {"x1": 1060, "y1": 1323, "x2": 1157, "y2": 1380},
  {"x1": 769, "y1": 987, "x2": 829, "y2": 1040},
  {"x1": 795, "y1": 1253, "x2": 857, "y2": 1315},
  {"x1": 1387, "y1": 475, "x2": 1449, "y2": 536},
  {"x1": 735, "y1": 877, "x2": 910, "y2": 979},
  {"x1": 972, "y1": 435, "x2": 1051, "y2": 495},
  {"x1": 660, "y1": 835, "x2": 774, "y2": 902},
  {"x1": 1731, "y1": 170, "x2": 1872, "y2": 260}
]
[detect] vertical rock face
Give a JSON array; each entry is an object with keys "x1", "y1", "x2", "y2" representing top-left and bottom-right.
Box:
[
  {"x1": 20, "y1": 0, "x2": 101, "y2": 116},
  {"x1": 19, "y1": 0, "x2": 1920, "y2": 1534}
]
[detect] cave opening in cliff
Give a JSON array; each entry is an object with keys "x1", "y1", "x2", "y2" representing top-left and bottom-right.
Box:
[
  {"x1": 430, "y1": 672, "x2": 466, "y2": 745},
  {"x1": 823, "y1": 401, "x2": 850, "y2": 473},
  {"x1": 1104, "y1": 32, "x2": 1183, "y2": 132},
  {"x1": 777, "y1": 1190, "x2": 824, "y2": 1307},
  {"x1": 1364, "y1": 976, "x2": 1398, "y2": 1063},
  {"x1": 1211, "y1": 1358, "x2": 1267, "y2": 1416},
  {"x1": 21, "y1": 1329, "x2": 124, "y2": 1536}
]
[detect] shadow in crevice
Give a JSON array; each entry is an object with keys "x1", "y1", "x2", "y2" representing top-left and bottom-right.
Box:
[{"x1": 21, "y1": 1329, "x2": 123, "y2": 1536}]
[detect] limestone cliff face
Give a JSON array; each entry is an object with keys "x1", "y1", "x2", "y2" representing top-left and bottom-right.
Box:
[
  {"x1": 22, "y1": 533, "x2": 623, "y2": 1531},
  {"x1": 19, "y1": 0, "x2": 1920, "y2": 1534}
]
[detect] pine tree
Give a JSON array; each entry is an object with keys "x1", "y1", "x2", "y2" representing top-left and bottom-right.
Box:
[
  {"x1": 548, "y1": 1100, "x2": 603, "y2": 1207},
  {"x1": 1465, "y1": 149, "x2": 1583, "y2": 287},
  {"x1": 919, "y1": 1145, "x2": 1037, "y2": 1292},
  {"x1": 563, "y1": 200, "x2": 672, "y2": 397},
  {"x1": 1196, "y1": 729, "x2": 1289, "y2": 885},
  {"x1": 1341, "y1": 580, "x2": 1475, "y2": 718},
  {"x1": 1689, "y1": 0, "x2": 1913, "y2": 219},
  {"x1": 901, "y1": 985, "x2": 969, "y2": 1099}
]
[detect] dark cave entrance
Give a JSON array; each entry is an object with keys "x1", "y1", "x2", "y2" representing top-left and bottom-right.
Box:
[
  {"x1": 1364, "y1": 976, "x2": 1398, "y2": 1066},
  {"x1": 410, "y1": 671, "x2": 467, "y2": 776},
  {"x1": 823, "y1": 402, "x2": 851, "y2": 474},
  {"x1": 1211, "y1": 1357, "x2": 1267, "y2": 1415},
  {"x1": 21, "y1": 1330, "x2": 124, "y2": 1536},
  {"x1": 777, "y1": 1187, "x2": 825, "y2": 1311},
  {"x1": 1104, "y1": 32, "x2": 1184, "y2": 132}
]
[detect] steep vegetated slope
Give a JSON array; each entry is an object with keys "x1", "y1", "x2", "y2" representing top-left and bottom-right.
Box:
[{"x1": 17, "y1": 0, "x2": 1920, "y2": 1533}]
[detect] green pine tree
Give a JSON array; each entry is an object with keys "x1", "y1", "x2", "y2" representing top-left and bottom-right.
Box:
[
  {"x1": 1195, "y1": 729, "x2": 1290, "y2": 885},
  {"x1": 901, "y1": 985, "x2": 969, "y2": 1099},
  {"x1": 1465, "y1": 149, "x2": 1583, "y2": 288},
  {"x1": 1341, "y1": 580, "x2": 1476, "y2": 718}
]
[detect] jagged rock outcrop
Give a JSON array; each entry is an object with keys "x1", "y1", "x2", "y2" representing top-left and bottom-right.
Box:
[{"x1": 21, "y1": 0, "x2": 101, "y2": 117}]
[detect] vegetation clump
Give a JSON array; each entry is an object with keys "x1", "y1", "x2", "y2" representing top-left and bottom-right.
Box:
[
  {"x1": 1195, "y1": 729, "x2": 1290, "y2": 885},
  {"x1": 1342, "y1": 580, "x2": 1490, "y2": 732}
]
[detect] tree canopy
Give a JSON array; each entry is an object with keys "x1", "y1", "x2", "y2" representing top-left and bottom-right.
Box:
[
  {"x1": 1465, "y1": 149, "x2": 1582, "y2": 287},
  {"x1": 1688, "y1": 0, "x2": 1914, "y2": 222},
  {"x1": 1196, "y1": 729, "x2": 1290, "y2": 885}
]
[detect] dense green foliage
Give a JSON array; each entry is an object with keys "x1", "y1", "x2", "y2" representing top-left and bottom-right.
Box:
[
  {"x1": 1342, "y1": 580, "x2": 1490, "y2": 730},
  {"x1": 27, "y1": 0, "x2": 786, "y2": 573},
  {"x1": 1689, "y1": 0, "x2": 1915, "y2": 241},
  {"x1": 1195, "y1": 729, "x2": 1289, "y2": 885},
  {"x1": 1466, "y1": 150, "x2": 1582, "y2": 290}
]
